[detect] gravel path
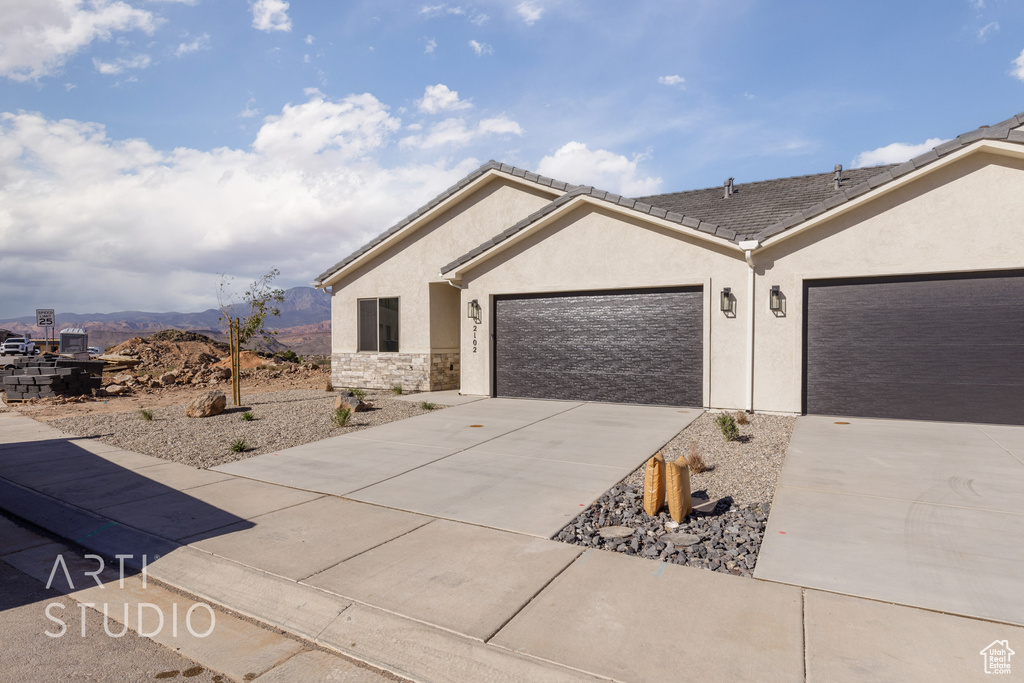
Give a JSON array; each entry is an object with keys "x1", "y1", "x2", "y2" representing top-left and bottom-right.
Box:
[
  {"x1": 45, "y1": 389, "x2": 442, "y2": 469},
  {"x1": 556, "y1": 411, "x2": 795, "y2": 578}
]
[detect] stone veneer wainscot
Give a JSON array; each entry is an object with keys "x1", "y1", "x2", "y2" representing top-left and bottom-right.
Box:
[{"x1": 332, "y1": 351, "x2": 459, "y2": 392}]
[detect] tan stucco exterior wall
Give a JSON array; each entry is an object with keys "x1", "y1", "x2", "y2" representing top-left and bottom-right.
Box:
[
  {"x1": 751, "y1": 151, "x2": 1024, "y2": 413},
  {"x1": 457, "y1": 206, "x2": 750, "y2": 406},
  {"x1": 329, "y1": 178, "x2": 559, "y2": 355}
]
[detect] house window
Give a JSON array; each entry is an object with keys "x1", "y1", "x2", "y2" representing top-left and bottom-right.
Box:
[{"x1": 358, "y1": 297, "x2": 399, "y2": 352}]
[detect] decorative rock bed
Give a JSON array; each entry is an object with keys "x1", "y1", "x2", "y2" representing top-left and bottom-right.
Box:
[
  {"x1": 555, "y1": 483, "x2": 769, "y2": 577},
  {"x1": 555, "y1": 412, "x2": 794, "y2": 578}
]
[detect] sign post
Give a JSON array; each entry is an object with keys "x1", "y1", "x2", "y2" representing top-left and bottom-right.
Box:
[{"x1": 36, "y1": 309, "x2": 54, "y2": 354}]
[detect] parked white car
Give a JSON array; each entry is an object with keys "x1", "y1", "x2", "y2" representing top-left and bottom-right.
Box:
[
  {"x1": 0, "y1": 337, "x2": 37, "y2": 356},
  {"x1": 87, "y1": 346, "x2": 102, "y2": 356}
]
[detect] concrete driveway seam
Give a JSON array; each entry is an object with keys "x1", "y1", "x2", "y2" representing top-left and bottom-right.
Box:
[
  {"x1": 339, "y1": 400, "x2": 587, "y2": 498},
  {"x1": 295, "y1": 519, "x2": 439, "y2": 583}
]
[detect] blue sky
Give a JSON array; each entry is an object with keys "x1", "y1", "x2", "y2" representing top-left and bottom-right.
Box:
[{"x1": 1, "y1": 0, "x2": 1023, "y2": 318}]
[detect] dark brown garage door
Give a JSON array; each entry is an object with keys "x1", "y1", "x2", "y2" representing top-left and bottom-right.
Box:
[
  {"x1": 803, "y1": 271, "x2": 1024, "y2": 424},
  {"x1": 494, "y1": 287, "x2": 703, "y2": 406}
]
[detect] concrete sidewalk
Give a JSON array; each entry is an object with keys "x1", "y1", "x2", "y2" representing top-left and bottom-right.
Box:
[{"x1": 1, "y1": 411, "x2": 1022, "y2": 682}]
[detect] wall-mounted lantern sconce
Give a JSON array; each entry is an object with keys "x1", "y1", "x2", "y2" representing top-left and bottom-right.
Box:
[
  {"x1": 467, "y1": 299, "x2": 482, "y2": 324},
  {"x1": 720, "y1": 287, "x2": 734, "y2": 315},
  {"x1": 769, "y1": 285, "x2": 783, "y2": 313}
]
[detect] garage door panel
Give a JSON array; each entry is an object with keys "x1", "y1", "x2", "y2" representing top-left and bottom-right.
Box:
[
  {"x1": 805, "y1": 272, "x2": 1024, "y2": 425},
  {"x1": 495, "y1": 288, "x2": 702, "y2": 406}
]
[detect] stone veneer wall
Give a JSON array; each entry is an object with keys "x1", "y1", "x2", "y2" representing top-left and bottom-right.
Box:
[
  {"x1": 429, "y1": 351, "x2": 459, "y2": 391},
  {"x1": 332, "y1": 351, "x2": 460, "y2": 392}
]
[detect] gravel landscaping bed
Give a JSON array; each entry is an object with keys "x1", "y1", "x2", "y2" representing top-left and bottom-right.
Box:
[
  {"x1": 45, "y1": 389, "x2": 442, "y2": 469},
  {"x1": 555, "y1": 411, "x2": 795, "y2": 578}
]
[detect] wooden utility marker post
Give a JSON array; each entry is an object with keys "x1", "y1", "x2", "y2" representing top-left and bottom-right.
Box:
[{"x1": 229, "y1": 318, "x2": 242, "y2": 406}]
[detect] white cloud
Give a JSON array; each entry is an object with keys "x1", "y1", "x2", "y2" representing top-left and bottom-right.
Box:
[
  {"x1": 1013, "y1": 48, "x2": 1024, "y2": 82},
  {"x1": 175, "y1": 33, "x2": 210, "y2": 57},
  {"x1": 469, "y1": 40, "x2": 492, "y2": 56},
  {"x1": 92, "y1": 54, "x2": 151, "y2": 75},
  {"x1": 417, "y1": 84, "x2": 472, "y2": 114},
  {"x1": 252, "y1": 0, "x2": 292, "y2": 32},
  {"x1": 0, "y1": 0, "x2": 157, "y2": 82},
  {"x1": 305, "y1": 34, "x2": 314, "y2": 44},
  {"x1": 516, "y1": 2, "x2": 543, "y2": 25},
  {"x1": 240, "y1": 98, "x2": 259, "y2": 118},
  {"x1": 852, "y1": 138, "x2": 949, "y2": 168},
  {"x1": 658, "y1": 74, "x2": 685, "y2": 87},
  {"x1": 0, "y1": 98, "x2": 483, "y2": 317},
  {"x1": 420, "y1": 4, "x2": 463, "y2": 17},
  {"x1": 977, "y1": 22, "x2": 999, "y2": 42},
  {"x1": 536, "y1": 142, "x2": 663, "y2": 196},
  {"x1": 400, "y1": 115, "x2": 522, "y2": 149},
  {"x1": 968, "y1": 0, "x2": 985, "y2": 8},
  {"x1": 424, "y1": 38, "x2": 437, "y2": 54}
]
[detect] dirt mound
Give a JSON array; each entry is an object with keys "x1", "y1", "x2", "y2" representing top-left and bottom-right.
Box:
[
  {"x1": 107, "y1": 331, "x2": 227, "y2": 371},
  {"x1": 212, "y1": 350, "x2": 272, "y2": 370},
  {"x1": 147, "y1": 329, "x2": 229, "y2": 351}
]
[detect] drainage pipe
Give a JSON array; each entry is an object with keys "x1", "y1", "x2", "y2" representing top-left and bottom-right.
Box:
[{"x1": 738, "y1": 240, "x2": 760, "y2": 413}]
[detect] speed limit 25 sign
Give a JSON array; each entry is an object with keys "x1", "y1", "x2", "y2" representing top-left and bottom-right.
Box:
[{"x1": 36, "y1": 309, "x2": 55, "y2": 327}]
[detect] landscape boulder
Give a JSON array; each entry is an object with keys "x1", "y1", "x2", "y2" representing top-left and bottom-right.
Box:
[
  {"x1": 104, "y1": 384, "x2": 129, "y2": 396},
  {"x1": 334, "y1": 396, "x2": 370, "y2": 413},
  {"x1": 113, "y1": 372, "x2": 134, "y2": 385},
  {"x1": 158, "y1": 372, "x2": 177, "y2": 387},
  {"x1": 186, "y1": 391, "x2": 227, "y2": 418}
]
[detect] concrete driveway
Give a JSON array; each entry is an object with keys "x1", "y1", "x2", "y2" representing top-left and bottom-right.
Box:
[
  {"x1": 215, "y1": 398, "x2": 700, "y2": 537},
  {"x1": 755, "y1": 415, "x2": 1024, "y2": 626}
]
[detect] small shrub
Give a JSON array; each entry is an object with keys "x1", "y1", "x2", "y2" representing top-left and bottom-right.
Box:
[
  {"x1": 350, "y1": 387, "x2": 366, "y2": 399},
  {"x1": 324, "y1": 382, "x2": 334, "y2": 392},
  {"x1": 390, "y1": 383, "x2": 403, "y2": 395},
  {"x1": 420, "y1": 401, "x2": 437, "y2": 411},
  {"x1": 229, "y1": 438, "x2": 248, "y2": 453},
  {"x1": 715, "y1": 413, "x2": 739, "y2": 442},
  {"x1": 686, "y1": 444, "x2": 707, "y2": 474},
  {"x1": 332, "y1": 406, "x2": 352, "y2": 427},
  {"x1": 138, "y1": 408, "x2": 153, "y2": 421},
  {"x1": 735, "y1": 410, "x2": 749, "y2": 426},
  {"x1": 241, "y1": 411, "x2": 255, "y2": 421},
  {"x1": 274, "y1": 349, "x2": 301, "y2": 364}
]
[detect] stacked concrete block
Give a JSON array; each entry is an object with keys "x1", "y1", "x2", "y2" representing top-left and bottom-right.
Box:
[{"x1": 2, "y1": 367, "x2": 102, "y2": 400}]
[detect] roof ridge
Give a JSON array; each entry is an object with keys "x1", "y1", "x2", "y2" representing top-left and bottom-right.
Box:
[
  {"x1": 636, "y1": 164, "x2": 899, "y2": 201},
  {"x1": 754, "y1": 117, "x2": 1024, "y2": 242}
]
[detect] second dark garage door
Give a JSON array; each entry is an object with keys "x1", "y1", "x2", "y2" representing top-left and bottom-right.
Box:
[
  {"x1": 493, "y1": 287, "x2": 703, "y2": 406},
  {"x1": 804, "y1": 271, "x2": 1024, "y2": 425}
]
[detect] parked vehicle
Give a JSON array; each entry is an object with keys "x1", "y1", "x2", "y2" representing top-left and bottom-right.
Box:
[
  {"x1": 0, "y1": 337, "x2": 37, "y2": 356},
  {"x1": 87, "y1": 346, "x2": 102, "y2": 356}
]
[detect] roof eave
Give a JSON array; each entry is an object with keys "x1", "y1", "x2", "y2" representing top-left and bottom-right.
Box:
[
  {"x1": 316, "y1": 167, "x2": 566, "y2": 288},
  {"x1": 441, "y1": 194, "x2": 745, "y2": 281},
  {"x1": 757, "y1": 138, "x2": 1024, "y2": 251}
]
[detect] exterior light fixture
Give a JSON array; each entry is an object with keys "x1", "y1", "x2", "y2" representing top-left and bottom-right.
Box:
[
  {"x1": 720, "y1": 287, "x2": 734, "y2": 314},
  {"x1": 467, "y1": 299, "x2": 482, "y2": 323},
  {"x1": 769, "y1": 286, "x2": 783, "y2": 313}
]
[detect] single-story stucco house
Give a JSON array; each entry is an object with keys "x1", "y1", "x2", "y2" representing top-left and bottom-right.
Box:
[{"x1": 314, "y1": 111, "x2": 1024, "y2": 426}]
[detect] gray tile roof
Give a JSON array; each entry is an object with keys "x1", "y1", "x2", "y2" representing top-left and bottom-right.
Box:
[
  {"x1": 439, "y1": 185, "x2": 739, "y2": 274},
  {"x1": 314, "y1": 160, "x2": 574, "y2": 285},
  {"x1": 440, "y1": 111, "x2": 1024, "y2": 274},
  {"x1": 323, "y1": 111, "x2": 1024, "y2": 282},
  {"x1": 635, "y1": 165, "x2": 897, "y2": 243}
]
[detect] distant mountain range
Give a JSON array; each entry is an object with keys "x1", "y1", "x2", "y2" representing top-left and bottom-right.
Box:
[{"x1": 0, "y1": 287, "x2": 332, "y2": 356}]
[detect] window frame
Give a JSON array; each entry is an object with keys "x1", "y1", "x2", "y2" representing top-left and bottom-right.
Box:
[{"x1": 356, "y1": 296, "x2": 400, "y2": 353}]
